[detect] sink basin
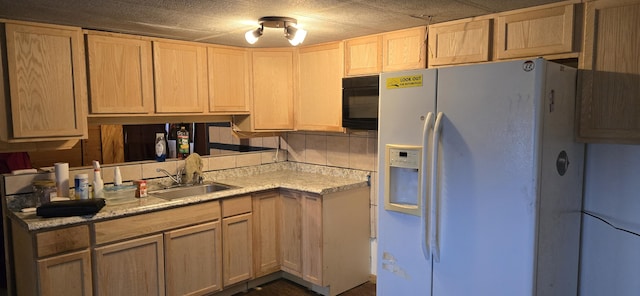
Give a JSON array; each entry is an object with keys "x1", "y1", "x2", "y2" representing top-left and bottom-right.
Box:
[{"x1": 150, "y1": 182, "x2": 236, "y2": 200}]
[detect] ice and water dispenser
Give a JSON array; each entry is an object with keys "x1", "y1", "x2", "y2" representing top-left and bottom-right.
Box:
[{"x1": 384, "y1": 145, "x2": 422, "y2": 216}]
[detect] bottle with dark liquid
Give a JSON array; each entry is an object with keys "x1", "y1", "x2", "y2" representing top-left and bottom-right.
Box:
[{"x1": 177, "y1": 126, "x2": 190, "y2": 159}]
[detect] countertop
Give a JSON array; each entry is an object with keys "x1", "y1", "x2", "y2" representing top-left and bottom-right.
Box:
[{"x1": 9, "y1": 162, "x2": 370, "y2": 231}]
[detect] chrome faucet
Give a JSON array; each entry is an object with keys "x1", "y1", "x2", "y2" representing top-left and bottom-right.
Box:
[{"x1": 156, "y1": 168, "x2": 183, "y2": 186}]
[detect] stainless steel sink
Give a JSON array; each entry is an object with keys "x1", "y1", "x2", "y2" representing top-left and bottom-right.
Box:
[{"x1": 150, "y1": 182, "x2": 236, "y2": 200}]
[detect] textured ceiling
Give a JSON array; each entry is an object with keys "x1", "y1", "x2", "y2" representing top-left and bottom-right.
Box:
[{"x1": 0, "y1": 0, "x2": 565, "y2": 48}]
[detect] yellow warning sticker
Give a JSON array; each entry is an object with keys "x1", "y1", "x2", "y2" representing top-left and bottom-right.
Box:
[{"x1": 386, "y1": 75, "x2": 423, "y2": 89}]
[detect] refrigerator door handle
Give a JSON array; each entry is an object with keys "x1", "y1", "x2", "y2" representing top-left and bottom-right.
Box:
[
  {"x1": 431, "y1": 112, "x2": 444, "y2": 262},
  {"x1": 420, "y1": 112, "x2": 435, "y2": 260}
]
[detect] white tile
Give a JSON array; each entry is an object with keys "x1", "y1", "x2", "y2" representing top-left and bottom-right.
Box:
[
  {"x1": 220, "y1": 127, "x2": 234, "y2": 144},
  {"x1": 118, "y1": 165, "x2": 143, "y2": 183},
  {"x1": 370, "y1": 171, "x2": 378, "y2": 206},
  {"x1": 200, "y1": 157, "x2": 210, "y2": 172},
  {"x1": 368, "y1": 134, "x2": 378, "y2": 172},
  {"x1": 249, "y1": 137, "x2": 263, "y2": 147},
  {"x1": 286, "y1": 133, "x2": 306, "y2": 162},
  {"x1": 236, "y1": 153, "x2": 262, "y2": 167},
  {"x1": 141, "y1": 161, "x2": 178, "y2": 179},
  {"x1": 279, "y1": 135, "x2": 289, "y2": 151},
  {"x1": 370, "y1": 204, "x2": 377, "y2": 239},
  {"x1": 3, "y1": 172, "x2": 55, "y2": 195},
  {"x1": 327, "y1": 135, "x2": 350, "y2": 168},
  {"x1": 262, "y1": 136, "x2": 280, "y2": 149},
  {"x1": 209, "y1": 126, "x2": 221, "y2": 143},
  {"x1": 349, "y1": 136, "x2": 372, "y2": 171},
  {"x1": 305, "y1": 134, "x2": 327, "y2": 165},
  {"x1": 209, "y1": 155, "x2": 236, "y2": 170}
]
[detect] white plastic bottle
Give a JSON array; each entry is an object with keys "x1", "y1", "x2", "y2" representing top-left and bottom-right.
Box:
[
  {"x1": 93, "y1": 169, "x2": 104, "y2": 199},
  {"x1": 114, "y1": 166, "x2": 122, "y2": 186}
]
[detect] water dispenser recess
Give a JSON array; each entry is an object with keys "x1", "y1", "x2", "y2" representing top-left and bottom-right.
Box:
[{"x1": 385, "y1": 145, "x2": 422, "y2": 216}]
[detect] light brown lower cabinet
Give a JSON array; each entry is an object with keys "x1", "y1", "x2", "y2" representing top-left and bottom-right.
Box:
[
  {"x1": 37, "y1": 250, "x2": 92, "y2": 296},
  {"x1": 252, "y1": 190, "x2": 281, "y2": 277},
  {"x1": 301, "y1": 193, "x2": 323, "y2": 286},
  {"x1": 164, "y1": 221, "x2": 222, "y2": 296},
  {"x1": 93, "y1": 234, "x2": 165, "y2": 296},
  {"x1": 222, "y1": 196, "x2": 254, "y2": 287},
  {"x1": 11, "y1": 223, "x2": 92, "y2": 296},
  {"x1": 9, "y1": 188, "x2": 369, "y2": 296},
  {"x1": 279, "y1": 190, "x2": 303, "y2": 277},
  {"x1": 281, "y1": 187, "x2": 371, "y2": 296}
]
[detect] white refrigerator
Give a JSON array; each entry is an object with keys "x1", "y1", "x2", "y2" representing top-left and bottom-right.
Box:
[{"x1": 377, "y1": 58, "x2": 584, "y2": 296}]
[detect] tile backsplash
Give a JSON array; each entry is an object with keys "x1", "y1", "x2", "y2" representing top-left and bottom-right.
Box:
[
  {"x1": 2, "y1": 150, "x2": 286, "y2": 197},
  {"x1": 283, "y1": 130, "x2": 378, "y2": 172}
]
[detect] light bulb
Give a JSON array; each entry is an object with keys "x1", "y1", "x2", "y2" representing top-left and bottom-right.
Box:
[
  {"x1": 245, "y1": 27, "x2": 262, "y2": 44},
  {"x1": 286, "y1": 25, "x2": 307, "y2": 46}
]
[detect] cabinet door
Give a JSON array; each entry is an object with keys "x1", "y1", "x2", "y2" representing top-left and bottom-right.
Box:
[
  {"x1": 86, "y1": 33, "x2": 154, "y2": 114},
  {"x1": 297, "y1": 42, "x2": 344, "y2": 132},
  {"x1": 153, "y1": 41, "x2": 207, "y2": 113},
  {"x1": 280, "y1": 190, "x2": 302, "y2": 277},
  {"x1": 165, "y1": 221, "x2": 222, "y2": 296},
  {"x1": 344, "y1": 35, "x2": 381, "y2": 76},
  {"x1": 578, "y1": 0, "x2": 640, "y2": 143},
  {"x1": 38, "y1": 250, "x2": 92, "y2": 296},
  {"x1": 382, "y1": 27, "x2": 426, "y2": 72},
  {"x1": 222, "y1": 213, "x2": 253, "y2": 286},
  {"x1": 94, "y1": 234, "x2": 165, "y2": 296},
  {"x1": 302, "y1": 193, "x2": 323, "y2": 286},
  {"x1": 208, "y1": 46, "x2": 250, "y2": 113},
  {"x1": 251, "y1": 50, "x2": 295, "y2": 130},
  {"x1": 3, "y1": 22, "x2": 87, "y2": 140},
  {"x1": 252, "y1": 190, "x2": 281, "y2": 277},
  {"x1": 496, "y1": 4, "x2": 575, "y2": 59},
  {"x1": 427, "y1": 19, "x2": 491, "y2": 67}
]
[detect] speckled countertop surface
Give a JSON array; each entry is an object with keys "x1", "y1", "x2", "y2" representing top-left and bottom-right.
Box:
[{"x1": 9, "y1": 162, "x2": 370, "y2": 231}]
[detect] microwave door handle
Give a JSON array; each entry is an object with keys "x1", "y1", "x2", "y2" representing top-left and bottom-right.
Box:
[{"x1": 421, "y1": 112, "x2": 435, "y2": 260}]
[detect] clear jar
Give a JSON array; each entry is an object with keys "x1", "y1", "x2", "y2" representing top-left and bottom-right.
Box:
[{"x1": 32, "y1": 180, "x2": 56, "y2": 207}]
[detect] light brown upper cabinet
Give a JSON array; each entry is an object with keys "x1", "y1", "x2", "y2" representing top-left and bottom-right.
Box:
[
  {"x1": 495, "y1": 2, "x2": 578, "y2": 60},
  {"x1": 382, "y1": 26, "x2": 427, "y2": 72},
  {"x1": 0, "y1": 21, "x2": 87, "y2": 142},
  {"x1": 297, "y1": 42, "x2": 344, "y2": 132},
  {"x1": 344, "y1": 35, "x2": 382, "y2": 76},
  {"x1": 207, "y1": 46, "x2": 251, "y2": 113},
  {"x1": 153, "y1": 40, "x2": 208, "y2": 113},
  {"x1": 427, "y1": 18, "x2": 492, "y2": 67},
  {"x1": 86, "y1": 32, "x2": 154, "y2": 114},
  {"x1": 577, "y1": 0, "x2": 640, "y2": 143},
  {"x1": 248, "y1": 49, "x2": 296, "y2": 131}
]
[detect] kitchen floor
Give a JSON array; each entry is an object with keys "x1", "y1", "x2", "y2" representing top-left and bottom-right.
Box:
[{"x1": 235, "y1": 279, "x2": 375, "y2": 296}]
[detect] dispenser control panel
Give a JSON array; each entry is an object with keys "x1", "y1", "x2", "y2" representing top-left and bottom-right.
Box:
[
  {"x1": 385, "y1": 145, "x2": 422, "y2": 216},
  {"x1": 388, "y1": 147, "x2": 420, "y2": 169}
]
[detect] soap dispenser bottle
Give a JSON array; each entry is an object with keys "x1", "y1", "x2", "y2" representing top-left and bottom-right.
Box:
[{"x1": 155, "y1": 132, "x2": 168, "y2": 162}]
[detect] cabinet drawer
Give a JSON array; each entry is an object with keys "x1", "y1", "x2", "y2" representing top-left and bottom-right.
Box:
[
  {"x1": 94, "y1": 201, "x2": 220, "y2": 245},
  {"x1": 222, "y1": 195, "x2": 252, "y2": 218},
  {"x1": 36, "y1": 225, "x2": 90, "y2": 257}
]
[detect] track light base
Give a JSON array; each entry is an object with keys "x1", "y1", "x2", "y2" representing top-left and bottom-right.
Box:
[{"x1": 259, "y1": 16, "x2": 297, "y2": 28}]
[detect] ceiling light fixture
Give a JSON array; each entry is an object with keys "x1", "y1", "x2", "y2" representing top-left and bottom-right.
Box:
[{"x1": 245, "y1": 16, "x2": 307, "y2": 46}]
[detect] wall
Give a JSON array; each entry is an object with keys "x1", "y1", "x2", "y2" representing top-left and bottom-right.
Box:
[
  {"x1": 580, "y1": 144, "x2": 640, "y2": 295},
  {"x1": 282, "y1": 130, "x2": 379, "y2": 274}
]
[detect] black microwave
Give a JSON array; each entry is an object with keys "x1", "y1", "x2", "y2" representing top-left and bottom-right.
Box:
[{"x1": 342, "y1": 75, "x2": 379, "y2": 130}]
